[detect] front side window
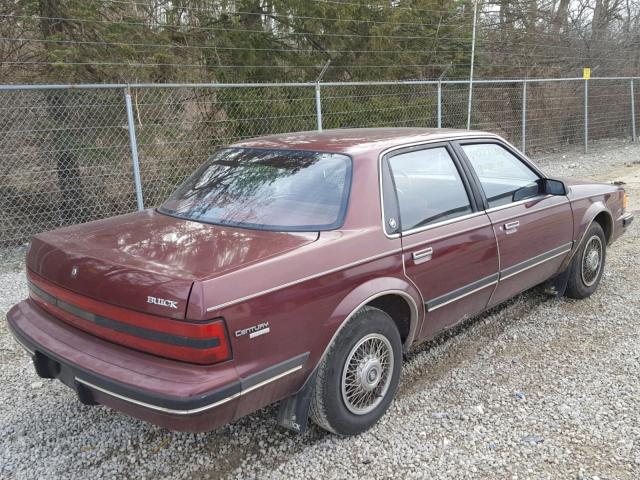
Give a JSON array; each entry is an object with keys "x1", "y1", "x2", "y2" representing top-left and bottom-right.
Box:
[
  {"x1": 387, "y1": 147, "x2": 472, "y2": 231},
  {"x1": 461, "y1": 143, "x2": 540, "y2": 208},
  {"x1": 159, "y1": 148, "x2": 352, "y2": 231}
]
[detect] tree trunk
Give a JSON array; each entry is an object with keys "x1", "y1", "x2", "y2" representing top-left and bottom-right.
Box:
[
  {"x1": 38, "y1": 0, "x2": 86, "y2": 224},
  {"x1": 551, "y1": 0, "x2": 570, "y2": 33}
]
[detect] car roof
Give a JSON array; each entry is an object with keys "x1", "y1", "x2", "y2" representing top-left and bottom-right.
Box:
[{"x1": 229, "y1": 128, "x2": 499, "y2": 156}]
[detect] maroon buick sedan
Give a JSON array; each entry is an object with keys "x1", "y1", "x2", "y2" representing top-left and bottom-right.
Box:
[{"x1": 7, "y1": 128, "x2": 633, "y2": 435}]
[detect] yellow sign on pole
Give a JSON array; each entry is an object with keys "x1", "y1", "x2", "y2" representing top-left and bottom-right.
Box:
[{"x1": 583, "y1": 67, "x2": 591, "y2": 80}]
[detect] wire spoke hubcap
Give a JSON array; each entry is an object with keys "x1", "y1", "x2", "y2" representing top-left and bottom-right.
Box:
[
  {"x1": 341, "y1": 333, "x2": 394, "y2": 415},
  {"x1": 581, "y1": 235, "x2": 603, "y2": 287}
]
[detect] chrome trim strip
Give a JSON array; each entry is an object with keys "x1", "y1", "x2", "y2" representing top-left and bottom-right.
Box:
[
  {"x1": 426, "y1": 273, "x2": 500, "y2": 312},
  {"x1": 240, "y1": 365, "x2": 303, "y2": 396},
  {"x1": 401, "y1": 212, "x2": 486, "y2": 237},
  {"x1": 486, "y1": 223, "x2": 502, "y2": 307},
  {"x1": 569, "y1": 194, "x2": 609, "y2": 202},
  {"x1": 321, "y1": 289, "x2": 420, "y2": 358},
  {"x1": 430, "y1": 281, "x2": 499, "y2": 311},
  {"x1": 420, "y1": 243, "x2": 573, "y2": 312},
  {"x1": 378, "y1": 134, "x2": 501, "y2": 161},
  {"x1": 500, "y1": 250, "x2": 570, "y2": 280},
  {"x1": 401, "y1": 256, "x2": 427, "y2": 345},
  {"x1": 487, "y1": 198, "x2": 570, "y2": 223},
  {"x1": 206, "y1": 247, "x2": 403, "y2": 312},
  {"x1": 75, "y1": 364, "x2": 303, "y2": 416},
  {"x1": 500, "y1": 242, "x2": 573, "y2": 281},
  {"x1": 402, "y1": 215, "x2": 490, "y2": 250},
  {"x1": 484, "y1": 195, "x2": 552, "y2": 214}
]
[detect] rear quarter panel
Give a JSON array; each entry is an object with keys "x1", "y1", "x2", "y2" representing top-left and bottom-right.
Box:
[
  {"x1": 189, "y1": 150, "x2": 423, "y2": 421},
  {"x1": 221, "y1": 250, "x2": 418, "y2": 420}
]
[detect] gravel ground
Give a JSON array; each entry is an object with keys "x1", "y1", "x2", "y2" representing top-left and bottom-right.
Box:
[{"x1": 1, "y1": 139, "x2": 639, "y2": 480}]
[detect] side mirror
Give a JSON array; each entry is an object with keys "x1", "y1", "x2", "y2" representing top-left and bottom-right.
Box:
[
  {"x1": 541, "y1": 178, "x2": 567, "y2": 196},
  {"x1": 513, "y1": 179, "x2": 567, "y2": 202},
  {"x1": 512, "y1": 183, "x2": 540, "y2": 202}
]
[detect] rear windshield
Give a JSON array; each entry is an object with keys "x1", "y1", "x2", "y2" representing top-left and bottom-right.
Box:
[{"x1": 159, "y1": 148, "x2": 352, "y2": 231}]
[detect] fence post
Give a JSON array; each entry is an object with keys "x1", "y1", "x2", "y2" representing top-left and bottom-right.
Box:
[
  {"x1": 467, "y1": 0, "x2": 478, "y2": 130},
  {"x1": 521, "y1": 80, "x2": 527, "y2": 154},
  {"x1": 124, "y1": 87, "x2": 144, "y2": 211},
  {"x1": 315, "y1": 83, "x2": 323, "y2": 131},
  {"x1": 584, "y1": 79, "x2": 589, "y2": 154},
  {"x1": 631, "y1": 79, "x2": 637, "y2": 143},
  {"x1": 437, "y1": 81, "x2": 442, "y2": 128}
]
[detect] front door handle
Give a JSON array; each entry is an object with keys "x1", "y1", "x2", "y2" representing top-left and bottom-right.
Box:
[
  {"x1": 504, "y1": 221, "x2": 520, "y2": 234},
  {"x1": 412, "y1": 247, "x2": 433, "y2": 262}
]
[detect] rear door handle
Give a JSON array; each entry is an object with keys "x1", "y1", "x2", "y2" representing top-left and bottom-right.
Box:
[
  {"x1": 412, "y1": 247, "x2": 433, "y2": 262},
  {"x1": 504, "y1": 221, "x2": 520, "y2": 234}
]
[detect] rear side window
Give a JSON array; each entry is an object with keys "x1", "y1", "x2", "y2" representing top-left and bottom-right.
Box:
[
  {"x1": 461, "y1": 143, "x2": 540, "y2": 208},
  {"x1": 387, "y1": 147, "x2": 472, "y2": 231}
]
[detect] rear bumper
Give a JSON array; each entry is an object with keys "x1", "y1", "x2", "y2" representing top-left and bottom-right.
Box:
[{"x1": 7, "y1": 299, "x2": 308, "y2": 432}]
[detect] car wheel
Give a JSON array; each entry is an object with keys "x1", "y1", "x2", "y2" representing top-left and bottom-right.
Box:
[
  {"x1": 565, "y1": 222, "x2": 607, "y2": 299},
  {"x1": 309, "y1": 306, "x2": 402, "y2": 436}
]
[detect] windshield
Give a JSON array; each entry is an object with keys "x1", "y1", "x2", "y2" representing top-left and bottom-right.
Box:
[{"x1": 159, "y1": 148, "x2": 352, "y2": 231}]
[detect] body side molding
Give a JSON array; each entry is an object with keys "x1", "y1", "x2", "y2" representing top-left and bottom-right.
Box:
[
  {"x1": 426, "y1": 273, "x2": 499, "y2": 311},
  {"x1": 500, "y1": 242, "x2": 573, "y2": 280},
  {"x1": 421, "y1": 243, "x2": 574, "y2": 311}
]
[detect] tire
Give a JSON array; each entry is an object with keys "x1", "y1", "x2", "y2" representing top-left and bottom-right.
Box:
[
  {"x1": 309, "y1": 306, "x2": 402, "y2": 436},
  {"x1": 565, "y1": 222, "x2": 607, "y2": 299}
]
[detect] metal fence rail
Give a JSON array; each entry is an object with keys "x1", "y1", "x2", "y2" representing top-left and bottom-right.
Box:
[{"x1": 0, "y1": 77, "x2": 637, "y2": 246}]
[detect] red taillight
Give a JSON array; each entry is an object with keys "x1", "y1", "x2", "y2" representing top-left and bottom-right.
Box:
[
  {"x1": 141, "y1": 318, "x2": 231, "y2": 364},
  {"x1": 200, "y1": 319, "x2": 232, "y2": 363},
  {"x1": 27, "y1": 270, "x2": 231, "y2": 365}
]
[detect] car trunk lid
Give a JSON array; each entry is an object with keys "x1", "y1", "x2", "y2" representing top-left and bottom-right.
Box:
[{"x1": 27, "y1": 210, "x2": 318, "y2": 320}]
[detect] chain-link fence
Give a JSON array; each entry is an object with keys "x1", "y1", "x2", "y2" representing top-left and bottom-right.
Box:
[{"x1": 0, "y1": 77, "x2": 638, "y2": 246}]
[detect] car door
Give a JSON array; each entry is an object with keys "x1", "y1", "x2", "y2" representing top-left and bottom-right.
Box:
[
  {"x1": 454, "y1": 140, "x2": 574, "y2": 307},
  {"x1": 382, "y1": 143, "x2": 499, "y2": 340}
]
